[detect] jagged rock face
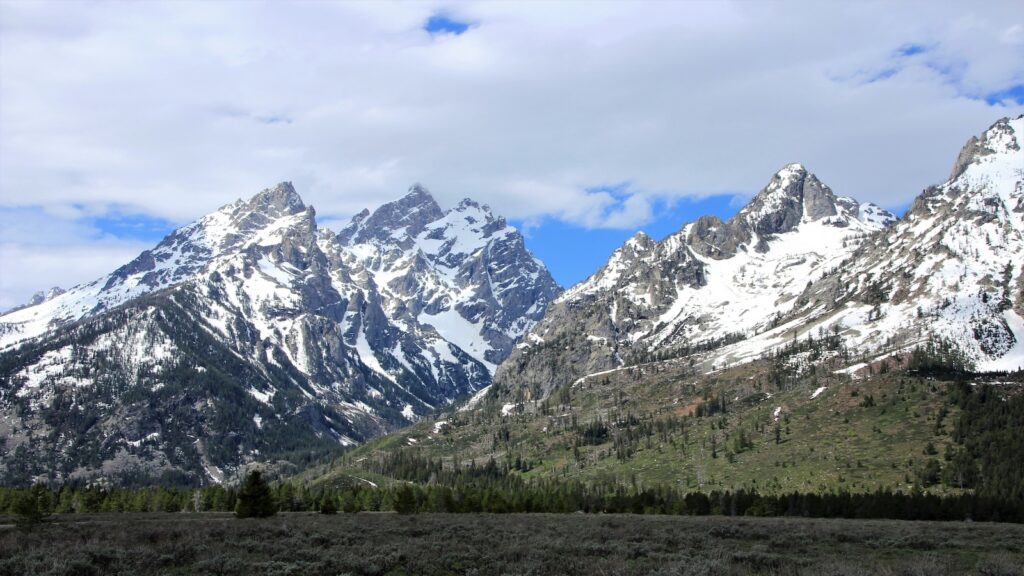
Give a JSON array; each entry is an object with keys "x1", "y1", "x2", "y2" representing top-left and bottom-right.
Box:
[
  {"x1": 783, "y1": 116, "x2": 1024, "y2": 372},
  {"x1": 336, "y1": 184, "x2": 444, "y2": 247},
  {"x1": 496, "y1": 117, "x2": 1023, "y2": 407},
  {"x1": 0, "y1": 183, "x2": 560, "y2": 485},
  {"x1": 689, "y1": 164, "x2": 859, "y2": 259},
  {"x1": 334, "y1": 192, "x2": 559, "y2": 368},
  {"x1": 494, "y1": 165, "x2": 895, "y2": 400}
]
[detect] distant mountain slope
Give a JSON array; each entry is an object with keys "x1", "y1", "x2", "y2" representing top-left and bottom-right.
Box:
[
  {"x1": 780, "y1": 115, "x2": 1024, "y2": 371},
  {"x1": 494, "y1": 163, "x2": 896, "y2": 399},
  {"x1": 698, "y1": 116, "x2": 1024, "y2": 375},
  {"x1": 0, "y1": 183, "x2": 560, "y2": 485}
]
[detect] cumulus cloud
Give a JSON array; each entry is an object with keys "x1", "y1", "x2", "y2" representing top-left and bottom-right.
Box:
[
  {"x1": 0, "y1": 0, "x2": 1022, "y2": 303},
  {"x1": 0, "y1": 242, "x2": 152, "y2": 311},
  {"x1": 0, "y1": 208, "x2": 154, "y2": 310}
]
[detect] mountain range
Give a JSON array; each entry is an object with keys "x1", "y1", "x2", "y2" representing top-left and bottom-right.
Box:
[
  {"x1": 0, "y1": 115, "x2": 1021, "y2": 487},
  {"x1": 493, "y1": 116, "x2": 1023, "y2": 406},
  {"x1": 0, "y1": 184, "x2": 559, "y2": 484}
]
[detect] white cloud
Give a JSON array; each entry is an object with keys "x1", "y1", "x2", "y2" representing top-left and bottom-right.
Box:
[
  {"x1": 0, "y1": 207, "x2": 157, "y2": 309},
  {"x1": 0, "y1": 0, "x2": 1022, "y2": 303},
  {"x1": 0, "y1": 242, "x2": 152, "y2": 311}
]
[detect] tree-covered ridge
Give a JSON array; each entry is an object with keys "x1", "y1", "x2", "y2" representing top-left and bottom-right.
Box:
[
  {"x1": 306, "y1": 332, "x2": 1023, "y2": 502},
  {"x1": 946, "y1": 381, "x2": 1024, "y2": 502},
  {"x1": 2, "y1": 375, "x2": 1021, "y2": 523}
]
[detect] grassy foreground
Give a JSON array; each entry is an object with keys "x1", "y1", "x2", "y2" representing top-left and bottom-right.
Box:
[{"x1": 1, "y1": 512, "x2": 1022, "y2": 576}]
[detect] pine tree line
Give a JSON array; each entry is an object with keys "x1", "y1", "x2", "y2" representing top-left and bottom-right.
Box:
[{"x1": 3, "y1": 482, "x2": 1021, "y2": 523}]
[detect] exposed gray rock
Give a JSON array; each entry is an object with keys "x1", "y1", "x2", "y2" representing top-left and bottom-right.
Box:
[
  {"x1": 948, "y1": 116, "x2": 1021, "y2": 181},
  {"x1": 786, "y1": 116, "x2": 1024, "y2": 370},
  {"x1": 688, "y1": 215, "x2": 745, "y2": 259},
  {"x1": 494, "y1": 163, "x2": 896, "y2": 401},
  {"x1": 0, "y1": 181, "x2": 560, "y2": 485},
  {"x1": 338, "y1": 184, "x2": 444, "y2": 247}
]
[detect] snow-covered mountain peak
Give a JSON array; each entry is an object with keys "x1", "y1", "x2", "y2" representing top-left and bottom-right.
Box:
[
  {"x1": 499, "y1": 162, "x2": 899, "y2": 398},
  {"x1": 738, "y1": 163, "x2": 845, "y2": 234},
  {"x1": 775, "y1": 162, "x2": 807, "y2": 183},
  {"x1": 337, "y1": 183, "x2": 444, "y2": 247},
  {"x1": 562, "y1": 230, "x2": 656, "y2": 300},
  {"x1": 0, "y1": 184, "x2": 322, "y2": 351},
  {"x1": 908, "y1": 116, "x2": 1023, "y2": 225},
  {"x1": 3, "y1": 287, "x2": 66, "y2": 315},
  {"x1": 0, "y1": 180, "x2": 562, "y2": 482},
  {"x1": 684, "y1": 166, "x2": 889, "y2": 261},
  {"x1": 454, "y1": 197, "x2": 488, "y2": 212},
  {"x1": 448, "y1": 196, "x2": 496, "y2": 222},
  {"x1": 242, "y1": 181, "x2": 306, "y2": 218},
  {"x1": 406, "y1": 182, "x2": 437, "y2": 201},
  {"x1": 953, "y1": 117, "x2": 1023, "y2": 213},
  {"x1": 417, "y1": 202, "x2": 507, "y2": 261},
  {"x1": 562, "y1": 164, "x2": 892, "y2": 305},
  {"x1": 761, "y1": 162, "x2": 809, "y2": 197},
  {"x1": 949, "y1": 116, "x2": 1022, "y2": 182},
  {"x1": 30, "y1": 287, "x2": 65, "y2": 306},
  {"x1": 625, "y1": 230, "x2": 654, "y2": 248},
  {"x1": 857, "y1": 202, "x2": 898, "y2": 227},
  {"x1": 771, "y1": 116, "x2": 1024, "y2": 373},
  {"x1": 330, "y1": 184, "x2": 560, "y2": 372},
  {"x1": 979, "y1": 115, "x2": 1022, "y2": 154}
]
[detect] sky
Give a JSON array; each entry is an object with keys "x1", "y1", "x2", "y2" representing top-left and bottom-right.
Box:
[{"x1": 0, "y1": 1, "x2": 1022, "y2": 309}]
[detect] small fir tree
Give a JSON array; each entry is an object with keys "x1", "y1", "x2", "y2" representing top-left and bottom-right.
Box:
[
  {"x1": 319, "y1": 494, "x2": 338, "y2": 515},
  {"x1": 235, "y1": 470, "x2": 276, "y2": 518},
  {"x1": 393, "y1": 485, "x2": 418, "y2": 515},
  {"x1": 13, "y1": 485, "x2": 52, "y2": 530}
]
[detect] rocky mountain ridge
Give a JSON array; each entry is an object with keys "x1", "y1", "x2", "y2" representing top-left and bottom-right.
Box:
[
  {"x1": 325, "y1": 117, "x2": 1022, "y2": 506},
  {"x1": 4, "y1": 287, "x2": 65, "y2": 315},
  {"x1": 2, "y1": 116, "x2": 1020, "y2": 487},
  {"x1": 495, "y1": 116, "x2": 1023, "y2": 405},
  {"x1": 494, "y1": 162, "x2": 897, "y2": 400},
  {"x1": 779, "y1": 115, "x2": 1024, "y2": 371},
  {"x1": 0, "y1": 183, "x2": 559, "y2": 484}
]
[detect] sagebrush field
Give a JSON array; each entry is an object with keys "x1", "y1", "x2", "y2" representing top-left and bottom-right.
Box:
[{"x1": 2, "y1": 512, "x2": 1022, "y2": 576}]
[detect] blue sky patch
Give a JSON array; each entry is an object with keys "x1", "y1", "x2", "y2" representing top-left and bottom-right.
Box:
[
  {"x1": 90, "y1": 211, "x2": 176, "y2": 242},
  {"x1": 424, "y1": 13, "x2": 470, "y2": 36},
  {"x1": 512, "y1": 194, "x2": 739, "y2": 288},
  {"x1": 985, "y1": 84, "x2": 1024, "y2": 106},
  {"x1": 897, "y1": 43, "x2": 928, "y2": 57},
  {"x1": 865, "y1": 67, "x2": 899, "y2": 84},
  {"x1": 924, "y1": 59, "x2": 964, "y2": 84},
  {"x1": 0, "y1": 206, "x2": 175, "y2": 247}
]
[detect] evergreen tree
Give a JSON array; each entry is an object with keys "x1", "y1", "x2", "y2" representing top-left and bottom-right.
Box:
[
  {"x1": 319, "y1": 493, "x2": 338, "y2": 515},
  {"x1": 12, "y1": 485, "x2": 51, "y2": 530},
  {"x1": 393, "y1": 484, "x2": 418, "y2": 515},
  {"x1": 340, "y1": 491, "x2": 360, "y2": 513},
  {"x1": 235, "y1": 470, "x2": 277, "y2": 518}
]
